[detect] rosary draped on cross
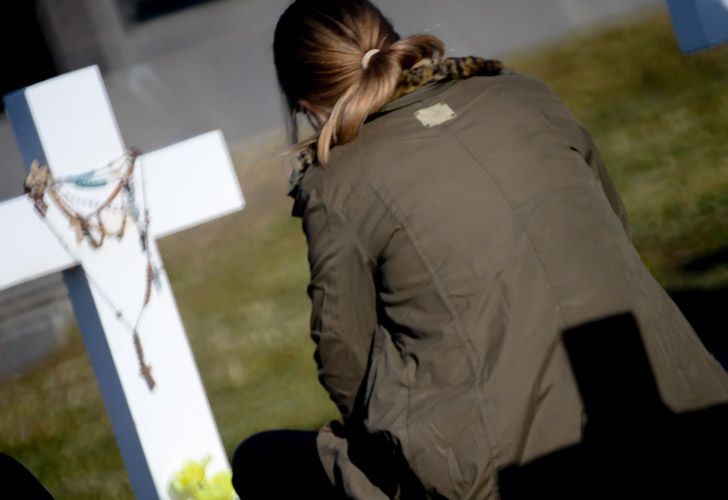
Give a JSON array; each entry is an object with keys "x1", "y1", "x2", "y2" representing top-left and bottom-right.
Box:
[{"x1": 24, "y1": 150, "x2": 160, "y2": 390}]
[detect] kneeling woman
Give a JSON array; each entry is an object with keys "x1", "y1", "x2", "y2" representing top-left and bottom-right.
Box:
[{"x1": 233, "y1": 0, "x2": 728, "y2": 498}]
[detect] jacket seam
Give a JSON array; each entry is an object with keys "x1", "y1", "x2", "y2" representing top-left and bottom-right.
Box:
[
  {"x1": 369, "y1": 183, "x2": 500, "y2": 477},
  {"x1": 442, "y1": 122, "x2": 573, "y2": 465},
  {"x1": 328, "y1": 186, "x2": 418, "y2": 485},
  {"x1": 369, "y1": 184, "x2": 482, "y2": 373},
  {"x1": 443, "y1": 125, "x2": 570, "y2": 330}
]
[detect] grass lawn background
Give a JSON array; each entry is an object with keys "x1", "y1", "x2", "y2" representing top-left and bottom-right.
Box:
[{"x1": 2, "y1": 6, "x2": 727, "y2": 498}]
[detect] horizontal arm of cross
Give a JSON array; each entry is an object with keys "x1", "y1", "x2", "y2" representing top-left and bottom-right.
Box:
[
  {"x1": 1, "y1": 65, "x2": 244, "y2": 292},
  {"x1": 140, "y1": 130, "x2": 244, "y2": 239},
  {"x1": 0, "y1": 130, "x2": 244, "y2": 291},
  {"x1": 0, "y1": 196, "x2": 77, "y2": 289}
]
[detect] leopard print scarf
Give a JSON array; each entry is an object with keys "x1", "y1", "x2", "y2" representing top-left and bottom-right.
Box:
[
  {"x1": 391, "y1": 56, "x2": 503, "y2": 102},
  {"x1": 289, "y1": 56, "x2": 504, "y2": 202}
]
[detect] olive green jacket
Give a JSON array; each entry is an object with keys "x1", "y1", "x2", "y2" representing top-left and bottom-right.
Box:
[{"x1": 293, "y1": 73, "x2": 728, "y2": 499}]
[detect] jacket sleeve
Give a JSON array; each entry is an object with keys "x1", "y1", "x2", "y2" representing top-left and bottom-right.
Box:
[
  {"x1": 583, "y1": 133, "x2": 630, "y2": 235},
  {"x1": 537, "y1": 77, "x2": 630, "y2": 235},
  {"x1": 302, "y1": 190, "x2": 378, "y2": 422}
]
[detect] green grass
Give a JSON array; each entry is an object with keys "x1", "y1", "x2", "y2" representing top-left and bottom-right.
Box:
[
  {"x1": 2, "y1": 6, "x2": 728, "y2": 497},
  {"x1": 163, "y1": 214, "x2": 339, "y2": 446},
  {"x1": 508, "y1": 7, "x2": 728, "y2": 288}
]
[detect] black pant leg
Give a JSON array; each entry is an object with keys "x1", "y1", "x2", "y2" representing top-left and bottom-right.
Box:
[
  {"x1": 231, "y1": 430, "x2": 343, "y2": 499},
  {"x1": 0, "y1": 453, "x2": 54, "y2": 499}
]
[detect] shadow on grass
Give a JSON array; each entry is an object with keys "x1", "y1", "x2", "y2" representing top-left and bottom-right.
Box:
[
  {"x1": 679, "y1": 245, "x2": 728, "y2": 273},
  {"x1": 668, "y1": 245, "x2": 728, "y2": 371}
]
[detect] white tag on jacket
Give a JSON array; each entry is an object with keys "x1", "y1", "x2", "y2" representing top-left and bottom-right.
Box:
[{"x1": 414, "y1": 102, "x2": 457, "y2": 128}]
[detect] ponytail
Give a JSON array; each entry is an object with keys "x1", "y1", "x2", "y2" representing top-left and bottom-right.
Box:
[
  {"x1": 273, "y1": 0, "x2": 445, "y2": 165},
  {"x1": 316, "y1": 35, "x2": 444, "y2": 164}
]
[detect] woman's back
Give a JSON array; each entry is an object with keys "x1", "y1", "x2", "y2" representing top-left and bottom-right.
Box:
[
  {"x1": 239, "y1": 2, "x2": 728, "y2": 497},
  {"x1": 297, "y1": 72, "x2": 728, "y2": 498}
]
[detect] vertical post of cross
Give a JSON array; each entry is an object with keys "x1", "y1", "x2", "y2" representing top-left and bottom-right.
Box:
[{"x1": 2, "y1": 66, "x2": 244, "y2": 499}]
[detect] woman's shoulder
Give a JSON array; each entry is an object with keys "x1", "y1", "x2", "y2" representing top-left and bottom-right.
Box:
[
  {"x1": 447, "y1": 70, "x2": 567, "y2": 112},
  {"x1": 290, "y1": 151, "x2": 367, "y2": 219},
  {"x1": 290, "y1": 71, "x2": 575, "y2": 218}
]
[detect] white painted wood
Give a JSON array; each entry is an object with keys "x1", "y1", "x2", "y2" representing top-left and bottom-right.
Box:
[
  {"x1": 0, "y1": 196, "x2": 76, "y2": 289},
  {"x1": 1, "y1": 65, "x2": 244, "y2": 499},
  {"x1": 142, "y1": 130, "x2": 244, "y2": 238},
  {"x1": 26, "y1": 67, "x2": 126, "y2": 177}
]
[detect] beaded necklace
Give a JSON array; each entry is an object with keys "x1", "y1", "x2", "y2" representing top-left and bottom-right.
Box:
[{"x1": 24, "y1": 150, "x2": 160, "y2": 390}]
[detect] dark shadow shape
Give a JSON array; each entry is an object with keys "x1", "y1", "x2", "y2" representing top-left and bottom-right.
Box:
[
  {"x1": 499, "y1": 313, "x2": 728, "y2": 499},
  {"x1": 0, "y1": 453, "x2": 54, "y2": 499},
  {"x1": 231, "y1": 430, "x2": 345, "y2": 500},
  {"x1": 0, "y1": 2, "x2": 58, "y2": 113},
  {"x1": 679, "y1": 246, "x2": 728, "y2": 273},
  {"x1": 669, "y1": 287, "x2": 728, "y2": 371}
]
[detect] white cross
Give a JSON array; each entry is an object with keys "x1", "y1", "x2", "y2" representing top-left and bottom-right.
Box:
[{"x1": 0, "y1": 66, "x2": 244, "y2": 499}]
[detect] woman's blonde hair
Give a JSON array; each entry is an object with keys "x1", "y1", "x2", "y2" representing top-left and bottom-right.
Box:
[{"x1": 273, "y1": 0, "x2": 444, "y2": 165}]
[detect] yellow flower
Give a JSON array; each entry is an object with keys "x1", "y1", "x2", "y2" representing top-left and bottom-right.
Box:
[
  {"x1": 170, "y1": 457, "x2": 236, "y2": 500},
  {"x1": 208, "y1": 471, "x2": 235, "y2": 498},
  {"x1": 171, "y1": 458, "x2": 208, "y2": 496}
]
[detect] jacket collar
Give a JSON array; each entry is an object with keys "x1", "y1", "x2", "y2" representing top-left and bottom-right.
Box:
[
  {"x1": 365, "y1": 79, "x2": 458, "y2": 123},
  {"x1": 290, "y1": 79, "x2": 462, "y2": 216}
]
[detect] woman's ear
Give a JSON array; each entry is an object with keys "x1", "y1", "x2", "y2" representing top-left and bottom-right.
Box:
[
  {"x1": 298, "y1": 99, "x2": 314, "y2": 114},
  {"x1": 298, "y1": 99, "x2": 327, "y2": 130}
]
